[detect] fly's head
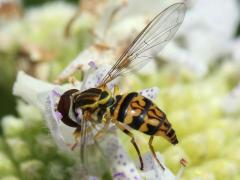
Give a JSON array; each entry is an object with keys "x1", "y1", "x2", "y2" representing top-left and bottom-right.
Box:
[{"x1": 57, "y1": 89, "x2": 79, "y2": 127}]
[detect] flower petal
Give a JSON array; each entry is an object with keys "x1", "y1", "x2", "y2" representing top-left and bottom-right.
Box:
[
  {"x1": 222, "y1": 84, "x2": 240, "y2": 114},
  {"x1": 13, "y1": 71, "x2": 54, "y2": 111},
  {"x1": 100, "y1": 131, "x2": 141, "y2": 180},
  {"x1": 140, "y1": 152, "x2": 176, "y2": 180},
  {"x1": 139, "y1": 87, "x2": 159, "y2": 100},
  {"x1": 81, "y1": 64, "x2": 115, "y2": 90},
  {"x1": 13, "y1": 71, "x2": 77, "y2": 151},
  {"x1": 44, "y1": 89, "x2": 74, "y2": 151}
]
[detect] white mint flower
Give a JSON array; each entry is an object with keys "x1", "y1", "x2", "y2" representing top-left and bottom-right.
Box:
[
  {"x1": 230, "y1": 38, "x2": 240, "y2": 65},
  {"x1": 13, "y1": 58, "x2": 184, "y2": 179},
  {"x1": 222, "y1": 84, "x2": 240, "y2": 114}
]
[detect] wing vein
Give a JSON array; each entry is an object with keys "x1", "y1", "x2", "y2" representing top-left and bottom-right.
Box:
[{"x1": 98, "y1": 3, "x2": 186, "y2": 87}]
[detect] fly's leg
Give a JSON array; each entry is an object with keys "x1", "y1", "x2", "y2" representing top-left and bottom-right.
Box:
[
  {"x1": 113, "y1": 85, "x2": 120, "y2": 96},
  {"x1": 94, "y1": 114, "x2": 111, "y2": 140},
  {"x1": 149, "y1": 136, "x2": 165, "y2": 170},
  {"x1": 70, "y1": 124, "x2": 95, "y2": 150},
  {"x1": 116, "y1": 122, "x2": 144, "y2": 170},
  {"x1": 70, "y1": 126, "x2": 81, "y2": 150}
]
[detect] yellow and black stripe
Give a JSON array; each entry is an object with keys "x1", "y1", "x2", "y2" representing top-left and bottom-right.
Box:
[
  {"x1": 111, "y1": 92, "x2": 178, "y2": 145},
  {"x1": 74, "y1": 88, "x2": 102, "y2": 109}
]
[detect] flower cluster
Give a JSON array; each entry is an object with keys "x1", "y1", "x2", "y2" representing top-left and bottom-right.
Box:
[{"x1": 0, "y1": 101, "x2": 75, "y2": 180}]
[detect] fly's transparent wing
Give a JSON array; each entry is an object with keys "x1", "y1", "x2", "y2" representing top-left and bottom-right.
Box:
[
  {"x1": 99, "y1": 3, "x2": 186, "y2": 86},
  {"x1": 79, "y1": 116, "x2": 111, "y2": 178}
]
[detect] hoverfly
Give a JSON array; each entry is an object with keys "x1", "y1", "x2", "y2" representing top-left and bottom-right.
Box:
[{"x1": 57, "y1": 3, "x2": 186, "y2": 171}]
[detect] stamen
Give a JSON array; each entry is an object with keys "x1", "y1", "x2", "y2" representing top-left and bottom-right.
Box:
[
  {"x1": 75, "y1": 108, "x2": 83, "y2": 123},
  {"x1": 176, "y1": 158, "x2": 187, "y2": 179},
  {"x1": 88, "y1": 61, "x2": 98, "y2": 70},
  {"x1": 54, "y1": 111, "x2": 63, "y2": 123},
  {"x1": 180, "y1": 158, "x2": 188, "y2": 167},
  {"x1": 52, "y1": 89, "x2": 61, "y2": 97}
]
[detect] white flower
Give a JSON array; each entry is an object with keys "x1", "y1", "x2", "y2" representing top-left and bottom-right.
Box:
[
  {"x1": 13, "y1": 58, "x2": 185, "y2": 179},
  {"x1": 231, "y1": 38, "x2": 240, "y2": 65},
  {"x1": 161, "y1": 0, "x2": 239, "y2": 77},
  {"x1": 222, "y1": 84, "x2": 240, "y2": 114}
]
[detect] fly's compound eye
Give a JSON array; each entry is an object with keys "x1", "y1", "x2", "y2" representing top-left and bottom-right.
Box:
[{"x1": 57, "y1": 89, "x2": 79, "y2": 127}]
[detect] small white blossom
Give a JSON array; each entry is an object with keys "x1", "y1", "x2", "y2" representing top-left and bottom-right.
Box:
[
  {"x1": 139, "y1": 87, "x2": 160, "y2": 100},
  {"x1": 230, "y1": 38, "x2": 240, "y2": 65},
  {"x1": 222, "y1": 84, "x2": 240, "y2": 114}
]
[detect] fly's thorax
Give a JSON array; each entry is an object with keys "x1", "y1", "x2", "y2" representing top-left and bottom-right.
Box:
[
  {"x1": 74, "y1": 88, "x2": 114, "y2": 110},
  {"x1": 71, "y1": 87, "x2": 115, "y2": 124}
]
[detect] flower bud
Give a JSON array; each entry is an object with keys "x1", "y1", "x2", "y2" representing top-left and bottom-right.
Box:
[
  {"x1": 0, "y1": 152, "x2": 16, "y2": 177},
  {"x1": 6, "y1": 138, "x2": 31, "y2": 162},
  {"x1": 17, "y1": 101, "x2": 43, "y2": 134},
  {"x1": 205, "y1": 128, "x2": 225, "y2": 159},
  {"x1": 1, "y1": 115, "x2": 25, "y2": 138},
  {"x1": 183, "y1": 166, "x2": 215, "y2": 180},
  {"x1": 20, "y1": 160, "x2": 45, "y2": 180},
  {"x1": 0, "y1": 176, "x2": 20, "y2": 180},
  {"x1": 34, "y1": 134, "x2": 57, "y2": 160},
  {"x1": 201, "y1": 159, "x2": 238, "y2": 180},
  {"x1": 47, "y1": 161, "x2": 68, "y2": 180},
  {"x1": 180, "y1": 133, "x2": 208, "y2": 165}
]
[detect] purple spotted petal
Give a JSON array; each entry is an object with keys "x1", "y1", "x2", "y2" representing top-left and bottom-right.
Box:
[
  {"x1": 139, "y1": 87, "x2": 159, "y2": 100},
  {"x1": 52, "y1": 89, "x2": 61, "y2": 97},
  {"x1": 44, "y1": 88, "x2": 76, "y2": 151},
  {"x1": 100, "y1": 133, "x2": 141, "y2": 180},
  {"x1": 81, "y1": 65, "x2": 115, "y2": 90},
  {"x1": 140, "y1": 152, "x2": 176, "y2": 180},
  {"x1": 55, "y1": 111, "x2": 63, "y2": 123},
  {"x1": 88, "y1": 61, "x2": 98, "y2": 70},
  {"x1": 45, "y1": 94, "x2": 67, "y2": 150},
  {"x1": 49, "y1": 89, "x2": 63, "y2": 124},
  {"x1": 58, "y1": 49, "x2": 96, "y2": 81}
]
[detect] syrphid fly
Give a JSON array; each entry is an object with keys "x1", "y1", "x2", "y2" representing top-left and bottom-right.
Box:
[{"x1": 57, "y1": 2, "x2": 186, "y2": 172}]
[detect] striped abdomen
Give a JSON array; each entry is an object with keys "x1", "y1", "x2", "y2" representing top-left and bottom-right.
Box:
[{"x1": 111, "y1": 92, "x2": 178, "y2": 145}]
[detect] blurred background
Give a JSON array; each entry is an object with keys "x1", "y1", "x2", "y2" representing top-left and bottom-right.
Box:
[{"x1": 0, "y1": 0, "x2": 240, "y2": 179}]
